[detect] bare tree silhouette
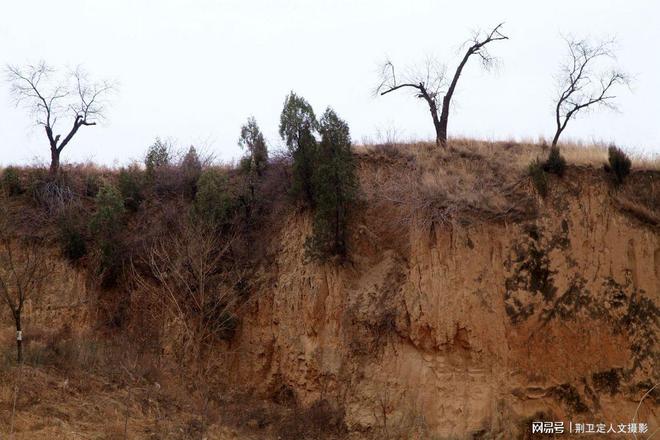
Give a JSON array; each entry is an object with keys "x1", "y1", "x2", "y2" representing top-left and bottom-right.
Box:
[
  {"x1": 6, "y1": 62, "x2": 115, "y2": 174},
  {"x1": 551, "y1": 37, "x2": 629, "y2": 147},
  {"x1": 377, "y1": 23, "x2": 508, "y2": 148}
]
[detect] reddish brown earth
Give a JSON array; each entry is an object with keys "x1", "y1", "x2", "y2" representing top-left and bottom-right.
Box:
[{"x1": 1, "y1": 152, "x2": 657, "y2": 439}]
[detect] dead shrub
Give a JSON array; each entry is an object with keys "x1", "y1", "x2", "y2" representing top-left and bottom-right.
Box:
[
  {"x1": 133, "y1": 219, "x2": 246, "y2": 368},
  {"x1": 149, "y1": 165, "x2": 186, "y2": 198},
  {"x1": 29, "y1": 174, "x2": 75, "y2": 215},
  {"x1": 21, "y1": 328, "x2": 108, "y2": 371}
]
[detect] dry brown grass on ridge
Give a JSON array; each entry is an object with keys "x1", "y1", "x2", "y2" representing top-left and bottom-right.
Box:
[
  {"x1": 2, "y1": 138, "x2": 657, "y2": 233},
  {"x1": 356, "y1": 139, "x2": 540, "y2": 228},
  {"x1": 355, "y1": 138, "x2": 660, "y2": 171},
  {"x1": 354, "y1": 138, "x2": 659, "y2": 229}
]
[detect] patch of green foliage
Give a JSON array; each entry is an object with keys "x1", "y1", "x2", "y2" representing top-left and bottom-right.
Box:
[
  {"x1": 305, "y1": 108, "x2": 357, "y2": 261},
  {"x1": 90, "y1": 182, "x2": 126, "y2": 286},
  {"x1": 193, "y1": 169, "x2": 232, "y2": 228},
  {"x1": 57, "y1": 205, "x2": 88, "y2": 263},
  {"x1": 84, "y1": 173, "x2": 100, "y2": 197},
  {"x1": 144, "y1": 138, "x2": 171, "y2": 180},
  {"x1": 279, "y1": 92, "x2": 318, "y2": 206},
  {"x1": 237, "y1": 117, "x2": 269, "y2": 223},
  {"x1": 181, "y1": 146, "x2": 202, "y2": 199},
  {"x1": 239, "y1": 117, "x2": 268, "y2": 177}
]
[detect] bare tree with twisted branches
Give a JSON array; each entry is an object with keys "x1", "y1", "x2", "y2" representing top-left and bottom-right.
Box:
[
  {"x1": 551, "y1": 37, "x2": 629, "y2": 147},
  {"x1": 376, "y1": 23, "x2": 508, "y2": 148},
  {"x1": 6, "y1": 62, "x2": 115, "y2": 174}
]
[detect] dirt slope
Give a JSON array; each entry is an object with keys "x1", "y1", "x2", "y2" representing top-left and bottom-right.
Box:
[
  {"x1": 227, "y1": 168, "x2": 659, "y2": 438},
  {"x1": 1, "y1": 146, "x2": 658, "y2": 439}
]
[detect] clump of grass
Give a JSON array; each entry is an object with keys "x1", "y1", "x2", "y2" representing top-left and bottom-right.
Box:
[
  {"x1": 606, "y1": 145, "x2": 631, "y2": 185},
  {"x1": 543, "y1": 147, "x2": 566, "y2": 177}
]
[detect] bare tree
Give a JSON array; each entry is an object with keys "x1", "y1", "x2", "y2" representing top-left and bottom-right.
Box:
[
  {"x1": 134, "y1": 220, "x2": 242, "y2": 364},
  {"x1": 133, "y1": 221, "x2": 246, "y2": 438},
  {"x1": 377, "y1": 23, "x2": 508, "y2": 148},
  {"x1": 551, "y1": 37, "x2": 629, "y2": 147},
  {"x1": 0, "y1": 208, "x2": 51, "y2": 363},
  {"x1": 6, "y1": 62, "x2": 115, "y2": 174}
]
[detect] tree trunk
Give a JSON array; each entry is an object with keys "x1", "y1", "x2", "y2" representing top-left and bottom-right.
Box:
[
  {"x1": 552, "y1": 132, "x2": 559, "y2": 147},
  {"x1": 431, "y1": 106, "x2": 444, "y2": 147},
  {"x1": 15, "y1": 314, "x2": 22, "y2": 364},
  {"x1": 551, "y1": 129, "x2": 561, "y2": 148},
  {"x1": 421, "y1": 94, "x2": 445, "y2": 148},
  {"x1": 437, "y1": 98, "x2": 449, "y2": 148},
  {"x1": 50, "y1": 148, "x2": 60, "y2": 175}
]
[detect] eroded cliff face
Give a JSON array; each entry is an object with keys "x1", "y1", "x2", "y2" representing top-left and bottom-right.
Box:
[{"x1": 229, "y1": 173, "x2": 659, "y2": 439}]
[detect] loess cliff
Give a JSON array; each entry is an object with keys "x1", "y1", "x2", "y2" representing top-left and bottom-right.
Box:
[
  {"x1": 228, "y1": 164, "x2": 659, "y2": 439},
  {"x1": 1, "y1": 141, "x2": 658, "y2": 439}
]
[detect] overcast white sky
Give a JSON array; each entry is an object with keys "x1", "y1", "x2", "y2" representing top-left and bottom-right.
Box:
[{"x1": 1, "y1": 0, "x2": 658, "y2": 166}]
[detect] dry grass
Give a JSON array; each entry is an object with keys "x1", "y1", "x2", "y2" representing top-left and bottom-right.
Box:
[
  {"x1": 0, "y1": 362, "x2": 266, "y2": 439},
  {"x1": 355, "y1": 137, "x2": 659, "y2": 170},
  {"x1": 355, "y1": 138, "x2": 659, "y2": 229},
  {"x1": 0, "y1": 323, "x2": 273, "y2": 439},
  {"x1": 356, "y1": 139, "x2": 538, "y2": 228},
  {"x1": 612, "y1": 170, "x2": 660, "y2": 227},
  {"x1": 613, "y1": 196, "x2": 659, "y2": 226},
  {"x1": 0, "y1": 337, "x2": 347, "y2": 439}
]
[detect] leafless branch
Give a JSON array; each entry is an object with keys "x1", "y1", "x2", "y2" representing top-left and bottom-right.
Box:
[
  {"x1": 132, "y1": 221, "x2": 246, "y2": 365},
  {"x1": 0, "y1": 207, "x2": 53, "y2": 363},
  {"x1": 376, "y1": 23, "x2": 508, "y2": 147},
  {"x1": 5, "y1": 61, "x2": 116, "y2": 173},
  {"x1": 551, "y1": 37, "x2": 630, "y2": 146}
]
